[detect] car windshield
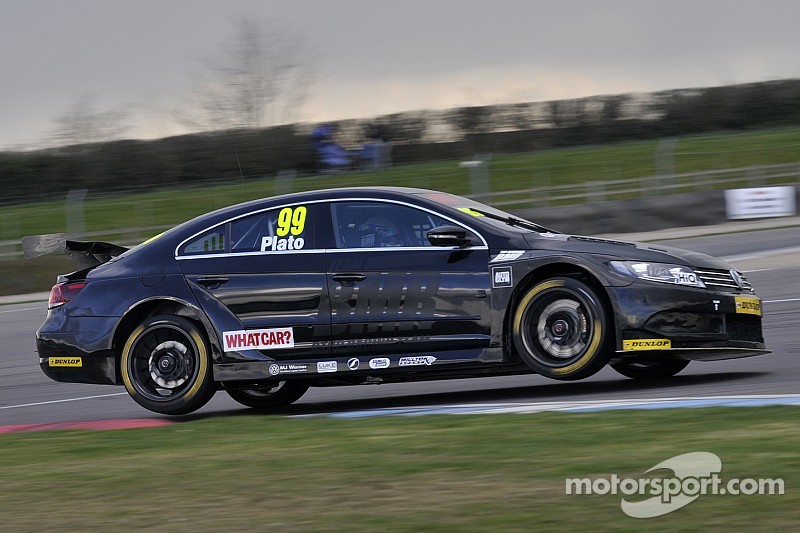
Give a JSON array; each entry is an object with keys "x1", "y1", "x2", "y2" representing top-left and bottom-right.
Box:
[{"x1": 414, "y1": 191, "x2": 557, "y2": 234}]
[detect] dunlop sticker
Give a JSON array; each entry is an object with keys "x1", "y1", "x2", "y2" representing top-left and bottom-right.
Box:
[
  {"x1": 49, "y1": 357, "x2": 82, "y2": 367},
  {"x1": 735, "y1": 296, "x2": 762, "y2": 316},
  {"x1": 622, "y1": 339, "x2": 672, "y2": 351}
]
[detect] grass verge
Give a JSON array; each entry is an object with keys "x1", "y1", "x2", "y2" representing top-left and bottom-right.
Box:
[
  {"x1": 3, "y1": 126, "x2": 800, "y2": 296},
  {"x1": 0, "y1": 407, "x2": 796, "y2": 530}
]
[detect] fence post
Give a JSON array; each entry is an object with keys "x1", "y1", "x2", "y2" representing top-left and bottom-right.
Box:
[
  {"x1": 747, "y1": 166, "x2": 765, "y2": 187},
  {"x1": 0, "y1": 213, "x2": 22, "y2": 257},
  {"x1": 273, "y1": 169, "x2": 297, "y2": 197},
  {"x1": 532, "y1": 166, "x2": 550, "y2": 207},
  {"x1": 461, "y1": 156, "x2": 491, "y2": 196},
  {"x1": 655, "y1": 137, "x2": 678, "y2": 195},
  {"x1": 65, "y1": 189, "x2": 87, "y2": 238},
  {"x1": 586, "y1": 181, "x2": 605, "y2": 203}
]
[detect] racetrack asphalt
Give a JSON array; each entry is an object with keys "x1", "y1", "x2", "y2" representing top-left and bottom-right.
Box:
[{"x1": 2, "y1": 215, "x2": 798, "y2": 431}]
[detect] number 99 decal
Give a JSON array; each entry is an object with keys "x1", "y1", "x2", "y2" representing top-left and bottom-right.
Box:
[
  {"x1": 261, "y1": 206, "x2": 308, "y2": 252},
  {"x1": 277, "y1": 206, "x2": 307, "y2": 237}
]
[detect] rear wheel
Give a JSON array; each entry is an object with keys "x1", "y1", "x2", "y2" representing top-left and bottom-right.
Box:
[
  {"x1": 225, "y1": 381, "x2": 309, "y2": 409},
  {"x1": 611, "y1": 360, "x2": 690, "y2": 379},
  {"x1": 512, "y1": 277, "x2": 611, "y2": 380},
  {"x1": 121, "y1": 315, "x2": 215, "y2": 415}
]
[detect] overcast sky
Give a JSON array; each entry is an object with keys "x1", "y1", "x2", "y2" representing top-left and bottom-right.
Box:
[{"x1": 2, "y1": 0, "x2": 799, "y2": 150}]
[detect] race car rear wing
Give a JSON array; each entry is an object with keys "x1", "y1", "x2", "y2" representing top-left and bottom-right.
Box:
[{"x1": 22, "y1": 233, "x2": 129, "y2": 271}]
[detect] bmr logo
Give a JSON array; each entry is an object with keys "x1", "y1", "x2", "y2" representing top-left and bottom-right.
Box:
[{"x1": 492, "y1": 267, "x2": 513, "y2": 288}]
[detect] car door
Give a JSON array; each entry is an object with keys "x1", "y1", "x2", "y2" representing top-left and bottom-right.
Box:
[
  {"x1": 177, "y1": 202, "x2": 329, "y2": 359},
  {"x1": 326, "y1": 199, "x2": 492, "y2": 362}
]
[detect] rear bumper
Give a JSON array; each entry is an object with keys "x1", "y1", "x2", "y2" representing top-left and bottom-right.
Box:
[{"x1": 36, "y1": 312, "x2": 119, "y2": 385}]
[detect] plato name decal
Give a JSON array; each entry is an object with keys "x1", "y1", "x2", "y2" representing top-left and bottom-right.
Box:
[
  {"x1": 622, "y1": 339, "x2": 672, "y2": 350},
  {"x1": 261, "y1": 235, "x2": 305, "y2": 252},
  {"x1": 223, "y1": 328, "x2": 295, "y2": 351},
  {"x1": 259, "y1": 205, "x2": 308, "y2": 252}
]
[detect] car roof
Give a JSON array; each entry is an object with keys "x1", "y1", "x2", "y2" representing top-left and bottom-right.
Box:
[{"x1": 182, "y1": 186, "x2": 450, "y2": 228}]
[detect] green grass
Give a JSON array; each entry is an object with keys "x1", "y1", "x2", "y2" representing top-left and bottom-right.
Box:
[
  {"x1": 0, "y1": 407, "x2": 796, "y2": 530},
  {"x1": 3, "y1": 126, "x2": 800, "y2": 296},
  {"x1": 3, "y1": 126, "x2": 800, "y2": 240}
]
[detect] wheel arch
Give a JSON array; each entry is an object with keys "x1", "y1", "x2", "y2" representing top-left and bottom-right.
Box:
[
  {"x1": 111, "y1": 297, "x2": 220, "y2": 383},
  {"x1": 503, "y1": 261, "x2": 616, "y2": 363}
]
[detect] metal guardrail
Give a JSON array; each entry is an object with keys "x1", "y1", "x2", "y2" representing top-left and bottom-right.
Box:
[
  {"x1": 467, "y1": 163, "x2": 800, "y2": 209},
  {"x1": 1, "y1": 162, "x2": 798, "y2": 260}
]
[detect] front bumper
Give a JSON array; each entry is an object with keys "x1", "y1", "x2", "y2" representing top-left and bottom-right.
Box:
[{"x1": 608, "y1": 282, "x2": 768, "y2": 361}]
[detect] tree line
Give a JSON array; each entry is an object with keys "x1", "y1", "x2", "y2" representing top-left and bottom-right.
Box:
[{"x1": 2, "y1": 78, "x2": 800, "y2": 205}]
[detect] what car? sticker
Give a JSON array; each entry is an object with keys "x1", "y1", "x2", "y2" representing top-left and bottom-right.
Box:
[{"x1": 223, "y1": 328, "x2": 295, "y2": 351}]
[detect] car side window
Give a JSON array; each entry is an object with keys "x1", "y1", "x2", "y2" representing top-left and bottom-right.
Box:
[
  {"x1": 231, "y1": 204, "x2": 313, "y2": 253},
  {"x1": 331, "y1": 201, "x2": 451, "y2": 248},
  {"x1": 179, "y1": 226, "x2": 227, "y2": 256}
]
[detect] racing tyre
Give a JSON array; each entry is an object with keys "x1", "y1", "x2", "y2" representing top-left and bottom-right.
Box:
[
  {"x1": 121, "y1": 315, "x2": 215, "y2": 415},
  {"x1": 611, "y1": 360, "x2": 690, "y2": 379},
  {"x1": 225, "y1": 381, "x2": 310, "y2": 409},
  {"x1": 512, "y1": 277, "x2": 611, "y2": 380}
]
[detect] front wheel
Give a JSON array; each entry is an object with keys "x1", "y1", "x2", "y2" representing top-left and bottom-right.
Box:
[
  {"x1": 611, "y1": 360, "x2": 690, "y2": 379},
  {"x1": 121, "y1": 315, "x2": 215, "y2": 415},
  {"x1": 512, "y1": 277, "x2": 611, "y2": 380},
  {"x1": 225, "y1": 381, "x2": 309, "y2": 409}
]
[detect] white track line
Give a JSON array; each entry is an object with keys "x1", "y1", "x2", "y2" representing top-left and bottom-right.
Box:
[
  {"x1": 0, "y1": 306, "x2": 41, "y2": 314},
  {"x1": 0, "y1": 392, "x2": 127, "y2": 410}
]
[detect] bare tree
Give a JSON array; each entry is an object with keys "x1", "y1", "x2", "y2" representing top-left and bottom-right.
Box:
[
  {"x1": 180, "y1": 18, "x2": 313, "y2": 131},
  {"x1": 50, "y1": 95, "x2": 130, "y2": 149}
]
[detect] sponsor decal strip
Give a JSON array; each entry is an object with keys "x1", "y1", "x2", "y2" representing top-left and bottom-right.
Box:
[
  {"x1": 622, "y1": 339, "x2": 672, "y2": 350},
  {"x1": 490, "y1": 250, "x2": 525, "y2": 263},
  {"x1": 399, "y1": 356, "x2": 437, "y2": 366},
  {"x1": 48, "y1": 357, "x2": 82, "y2": 367},
  {"x1": 735, "y1": 296, "x2": 762, "y2": 316},
  {"x1": 223, "y1": 328, "x2": 295, "y2": 351},
  {"x1": 491, "y1": 266, "x2": 513, "y2": 288}
]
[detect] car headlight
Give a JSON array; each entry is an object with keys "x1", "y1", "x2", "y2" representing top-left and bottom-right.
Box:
[{"x1": 610, "y1": 261, "x2": 706, "y2": 288}]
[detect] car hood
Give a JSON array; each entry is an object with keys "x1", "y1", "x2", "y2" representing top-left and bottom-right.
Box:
[{"x1": 524, "y1": 233, "x2": 735, "y2": 270}]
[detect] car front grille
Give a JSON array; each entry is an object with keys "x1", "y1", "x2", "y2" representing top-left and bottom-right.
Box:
[
  {"x1": 727, "y1": 314, "x2": 764, "y2": 343},
  {"x1": 695, "y1": 268, "x2": 753, "y2": 293}
]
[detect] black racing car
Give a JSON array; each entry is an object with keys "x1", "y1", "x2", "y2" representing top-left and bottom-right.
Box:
[{"x1": 26, "y1": 187, "x2": 768, "y2": 415}]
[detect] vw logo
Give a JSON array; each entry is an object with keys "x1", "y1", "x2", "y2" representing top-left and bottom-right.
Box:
[{"x1": 730, "y1": 269, "x2": 744, "y2": 290}]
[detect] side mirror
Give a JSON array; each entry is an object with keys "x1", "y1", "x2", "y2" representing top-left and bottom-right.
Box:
[{"x1": 427, "y1": 226, "x2": 477, "y2": 248}]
